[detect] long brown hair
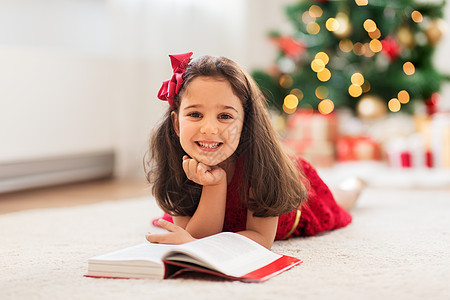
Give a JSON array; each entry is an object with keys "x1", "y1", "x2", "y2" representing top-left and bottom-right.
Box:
[{"x1": 145, "y1": 55, "x2": 308, "y2": 217}]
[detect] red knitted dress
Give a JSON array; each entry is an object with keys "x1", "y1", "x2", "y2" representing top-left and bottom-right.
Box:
[{"x1": 153, "y1": 157, "x2": 352, "y2": 240}]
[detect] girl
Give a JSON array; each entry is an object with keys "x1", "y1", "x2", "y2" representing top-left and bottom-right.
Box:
[{"x1": 145, "y1": 52, "x2": 362, "y2": 249}]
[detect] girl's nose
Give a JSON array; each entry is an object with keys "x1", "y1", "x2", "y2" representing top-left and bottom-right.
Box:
[{"x1": 200, "y1": 118, "x2": 219, "y2": 135}]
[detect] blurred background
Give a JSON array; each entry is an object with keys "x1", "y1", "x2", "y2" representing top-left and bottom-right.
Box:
[{"x1": 1, "y1": 0, "x2": 449, "y2": 195}]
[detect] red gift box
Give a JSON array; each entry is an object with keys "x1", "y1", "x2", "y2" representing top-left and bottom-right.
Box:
[{"x1": 336, "y1": 136, "x2": 382, "y2": 162}]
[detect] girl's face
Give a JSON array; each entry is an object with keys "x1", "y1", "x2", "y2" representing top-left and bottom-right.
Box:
[{"x1": 172, "y1": 76, "x2": 244, "y2": 167}]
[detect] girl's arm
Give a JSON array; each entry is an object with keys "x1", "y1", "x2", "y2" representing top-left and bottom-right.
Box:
[
  {"x1": 147, "y1": 183, "x2": 226, "y2": 244},
  {"x1": 174, "y1": 180, "x2": 227, "y2": 238},
  {"x1": 176, "y1": 156, "x2": 228, "y2": 238},
  {"x1": 237, "y1": 211, "x2": 278, "y2": 249},
  {"x1": 147, "y1": 157, "x2": 228, "y2": 244}
]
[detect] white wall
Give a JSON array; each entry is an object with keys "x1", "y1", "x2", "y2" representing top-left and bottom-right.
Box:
[
  {"x1": 0, "y1": 0, "x2": 291, "y2": 178},
  {"x1": 0, "y1": 48, "x2": 115, "y2": 161},
  {"x1": 0, "y1": 0, "x2": 449, "y2": 179}
]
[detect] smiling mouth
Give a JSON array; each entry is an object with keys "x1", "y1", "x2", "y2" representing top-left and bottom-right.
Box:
[{"x1": 196, "y1": 141, "x2": 223, "y2": 150}]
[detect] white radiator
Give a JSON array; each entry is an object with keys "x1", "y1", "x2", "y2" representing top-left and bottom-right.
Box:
[{"x1": 0, "y1": 151, "x2": 114, "y2": 193}]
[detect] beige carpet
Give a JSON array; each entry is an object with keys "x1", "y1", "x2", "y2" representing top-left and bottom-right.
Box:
[{"x1": 1, "y1": 187, "x2": 449, "y2": 300}]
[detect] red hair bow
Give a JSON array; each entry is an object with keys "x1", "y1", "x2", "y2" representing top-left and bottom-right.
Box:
[{"x1": 157, "y1": 52, "x2": 193, "y2": 108}]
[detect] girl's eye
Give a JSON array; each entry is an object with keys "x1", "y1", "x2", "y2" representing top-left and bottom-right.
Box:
[
  {"x1": 187, "y1": 112, "x2": 202, "y2": 118},
  {"x1": 219, "y1": 114, "x2": 233, "y2": 120}
]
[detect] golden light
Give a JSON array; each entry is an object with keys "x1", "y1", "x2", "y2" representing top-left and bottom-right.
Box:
[
  {"x1": 326, "y1": 18, "x2": 340, "y2": 32},
  {"x1": 339, "y1": 39, "x2": 353, "y2": 52},
  {"x1": 363, "y1": 46, "x2": 375, "y2": 57},
  {"x1": 315, "y1": 86, "x2": 329, "y2": 99},
  {"x1": 315, "y1": 52, "x2": 329, "y2": 65},
  {"x1": 403, "y1": 62, "x2": 415, "y2": 75},
  {"x1": 388, "y1": 98, "x2": 401, "y2": 112},
  {"x1": 369, "y1": 39, "x2": 383, "y2": 52},
  {"x1": 348, "y1": 84, "x2": 363, "y2": 97},
  {"x1": 318, "y1": 99, "x2": 335, "y2": 115},
  {"x1": 355, "y1": 0, "x2": 368, "y2": 6},
  {"x1": 279, "y1": 74, "x2": 293, "y2": 88},
  {"x1": 351, "y1": 72, "x2": 364, "y2": 86},
  {"x1": 398, "y1": 90, "x2": 410, "y2": 104},
  {"x1": 363, "y1": 19, "x2": 377, "y2": 33},
  {"x1": 283, "y1": 103, "x2": 297, "y2": 114},
  {"x1": 311, "y1": 59, "x2": 325, "y2": 72},
  {"x1": 307, "y1": 22, "x2": 321, "y2": 34},
  {"x1": 290, "y1": 88, "x2": 304, "y2": 100},
  {"x1": 362, "y1": 81, "x2": 371, "y2": 93},
  {"x1": 284, "y1": 94, "x2": 299, "y2": 109},
  {"x1": 368, "y1": 28, "x2": 381, "y2": 39},
  {"x1": 411, "y1": 11, "x2": 423, "y2": 23},
  {"x1": 334, "y1": 12, "x2": 351, "y2": 38},
  {"x1": 357, "y1": 95, "x2": 387, "y2": 119},
  {"x1": 317, "y1": 68, "x2": 331, "y2": 82},
  {"x1": 301, "y1": 103, "x2": 314, "y2": 114},
  {"x1": 302, "y1": 11, "x2": 315, "y2": 24},
  {"x1": 309, "y1": 5, "x2": 323, "y2": 18},
  {"x1": 353, "y1": 42, "x2": 365, "y2": 56}
]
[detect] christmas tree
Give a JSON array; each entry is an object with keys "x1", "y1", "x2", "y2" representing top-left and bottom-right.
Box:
[{"x1": 253, "y1": 0, "x2": 448, "y2": 119}]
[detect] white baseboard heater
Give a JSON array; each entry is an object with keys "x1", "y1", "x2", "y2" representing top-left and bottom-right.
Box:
[{"x1": 0, "y1": 151, "x2": 115, "y2": 193}]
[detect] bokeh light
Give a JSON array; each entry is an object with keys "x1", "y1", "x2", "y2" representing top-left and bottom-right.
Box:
[
  {"x1": 290, "y1": 88, "x2": 304, "y2": 100},
  {"x1": 283, "y1": 103, "x2": 297, "y2": 114},
  {"x1": 351, "y1": 72, "x2": 364, "y2": 86},
  {"x1": 363, "y1": 46, "x2": 375, "y2": 57},
  {"x1": 362, "y1": 81, "x2": 371, "y2": 93},
  {"x1": 317, "y1": 68, "x2": 331, "y2": 81},
  {"x1": 300, "y1": 103, "x2": 314, "y2": 114},
  {"x1": 309, "y1": 5, "x2": 323, "y2": 18},
  {"x1": 315, "y1": 86, "x2": 329, "y2": 99},
  {"x1": 348, "y1": 84, "x2": 363, "y2": 97},
  {"x1": 334, "y1": 12, "x2": 351, "y2": 37},
  {"x1": 318, "y1": 99, "x2": 335, "y2": 115},
  {"x1": 302, "y1": 11, "x2": 315, "y2": 24},
  {"x1": 326, "y1": 18, "x2": 340, "y2": 31},
  {"x1": 353, "y1": 42, "x2": 365, "y2": 55},
  {"x1": 284, "y1": 94, "x2": 299, "y2": 109},
  {"x1": 369, "y1": 39, "x2": 383, "y2": 52},
  {"x1": 398, "y1": 90, "x2": 410, "y2": 104},
  {"x1": 307, "y1": 22, "x2": 321, "y2": 34},
  {"x1": 363, "y1": 19, "x2": 377, "y2": 32},
  {"x1": 279, "y1": 74, "x2": 293, "y2": 88},
  {"x1": 411, "y1": 11, "x2": 423, "y2": 23},
  {"x1": 403, "y1": 62, "x2": 415, "y2": 75},
  {"x1": 368, "y1": 28, "x2": 381, "y2": 39},
  {"x1": 339, "y1": 39, "x2": 353, "y2": 52},
  {"x1": 355, "y1": 0, "x2": 368, "y2": 6},
  {"x1": 315, "y1": 52, "x2": 329, "y2": 65},
  {"x1": 311, "y1": 59, "x2": 325, "y2": 72},
  {"x1": 388, "y1": 98, "x2": 401, "y2": 112}
]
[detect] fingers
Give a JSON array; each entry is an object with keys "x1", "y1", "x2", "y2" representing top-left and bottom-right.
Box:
[
  {"x1": 182, "y1": 156, "x2": 210, "y2": 182},
  {"x1": 145, "y1": 220, "x2": 180, "y2": 244},
  {"x1": 157, "y1": 219, "x2": 181, "y2": 232},
  {"x1": 197, "y1": 162, "x2": 208, "y2": 173},
  {"x1": 146, "y1": 232, "x2": 179, "y2": 244},
  {"x1": 145, "y1": 219, "x2": 196, "y2": 245},
  {"x1": 182, "y1": 156, "x2": 199, "y2": 180},
  {"x1": 145, "y1": 233, "x2": 165, "y2": 243}
]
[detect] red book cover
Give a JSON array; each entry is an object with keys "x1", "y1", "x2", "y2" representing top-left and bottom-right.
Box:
[{"x1": 163, "y1": 255, "x2": 302, "y2": 283}]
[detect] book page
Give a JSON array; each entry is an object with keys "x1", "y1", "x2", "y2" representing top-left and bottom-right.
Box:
[
  {"x1": 89, "y1": 243, "x2": 176, "y2": 266},
  {"x1": 163, "y1": 232, "x2": 281, "y2": 277}
]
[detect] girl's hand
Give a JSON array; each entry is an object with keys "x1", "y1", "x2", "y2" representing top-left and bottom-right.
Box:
[
  {"x1": 182, "y1": 155, "x2": 226, "y2": 186},
  {"x1": 146, "y1": 219, "x2": 197, "y2": 245}
]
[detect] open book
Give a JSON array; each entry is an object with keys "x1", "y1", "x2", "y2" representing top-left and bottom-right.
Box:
[{"x1": 86, "y1": 232, "x2": 301, "y2": 282}]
